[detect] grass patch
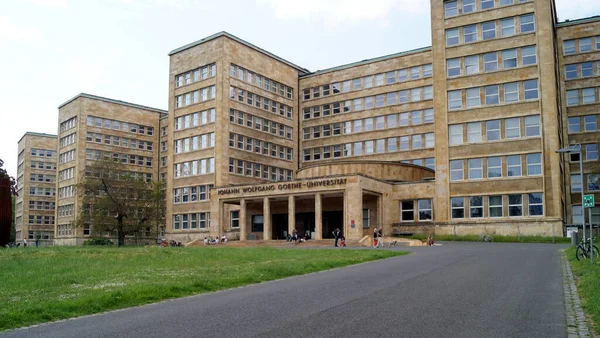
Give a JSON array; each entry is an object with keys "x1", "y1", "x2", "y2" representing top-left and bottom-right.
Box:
[
  {"x1": 0, "y1": 246, "x2": 406, "y2": 331},
  {"x1": 566, "y1": 247, "x2": 600, "y2": 335},
  {"x1": 404, "y1": 234, "x2": 570, "y2": 244}
]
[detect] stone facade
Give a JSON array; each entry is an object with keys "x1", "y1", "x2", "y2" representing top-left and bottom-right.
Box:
[
  {"x1": 54, "y1": 94, "x2": 167, "y2": 246},
  {"x1": 15, "y1": 133, "x2": 57, "y2": 244}
]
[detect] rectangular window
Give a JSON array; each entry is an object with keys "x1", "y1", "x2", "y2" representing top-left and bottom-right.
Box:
[
  {"x1": 486, "y1": 120, "x2": 500, "y2": 141},
  {"x1": 463, "y1": 0, "x2": 476, "y2": 13},
  {"x1": 444, "y1": 0, "x2": 458, "y2": 17},
  {"x1": 467, "y1": 122, "x2": 482, "y2": 143},
  {"x1": 580, "y1": 38, "x2": 592, "y2": 53},
  {"x1": 468, "y1": 158, "x2": 483, "y2": 179},
  {"x1": 446, "y1": 29, "x2": 459, "y2": 46},
  {"x1": 450, "y1": 160, "x2": 464, "y2": 181},
  {"x1": 520, "y1": 14, "x2": 535, "y2": 33},
  {"x1": 528, "y1": 193, "x2": 543, "y2": 216},
  {"x1": 448, "y1": 90, "x2": 462, "y2": 110},
  {"x1": 521, "y1": 46, "x2": 537, "y2": 66},
  {"x1": 466, "y1": 88, "x2": 481, "y2": 108},
  {"x1": 447, "y1": 59, "x2": 460, "y2": 77},
  {"x1": 508, "y1": 194, "x2": 523, "y2": 217},
  {"x1": 412, "y1": 135, "x2": 422, "y2": 149},
  {"x1": 418, "y1": 199, "x2": 432, "y2": 221},
  {"x1": 488, "y1": 157, "x2": 502, "y2": 178},
  {"x1": 586, "y1": 144, "x2": 599, "y2": 161},
  {"x1": 507, "y1": 155, "x2": 522, "y2": 177},
  {"x1": 449, "y1": 124, "x2": 463, "y2": 145},
  {"x1": 465, "y1": 55, "x2": 479, "y2": 75},
  {"x1": 565, "y1": 64, "x2": 578, "y2": 80},
  {"x1": 425, "y1": 133, "x2": 434, "y2": 148},
  {"x1": 388, "y1": 138, "x2": 398, "y2": 152},
  {"x1": 401, "y1": 201, "x2": 414, "y2": 221},
  {"x1": 568, "y1": 117, "x2": 581, "y2": 133},
  {"x1": 484, "y1": 52, "x2": 498, "y2": 72},
  {"x1": 470, "y1": 196, "x2": 483, "y2": 218},
  {"x1": 386, "y1": 71, "x2": 396, "y2": 85},
  {"x1": 582, "y1": 62, "x2": 594, "y2": 77},
  {"x1": 230, "y1": 211, "x2": 240, "y2": 228},
  {"x1": 482, "y1": 21, "x2": 496, "y2": 40},
  {"x1": 502, "y1": 49, "x2": 517, "y2": 69},
  {"x1": 572, "y1": 174, "x2": 582, "y2": 193},
  {"x1": 451, "y1": 197, "x2": 465, "y2": 219},
  {"x1": 588, "y1": 174, "x2": 600, "y2": 191},
  {"x1": 564, "y1": 40, "x2": 576, "y2": 55},
  {"x1": 489, "y1": 196, "x2": 503, "y2": 217},
  {"x1": 567, "y1": 90, "x2": 579, "y2": 106},
  {"x1": 481, "y1": 0, "x2": 494, "y2": 9},
  {"x1": 505, "y1": 118, "x2": 521, "y2": 138},
  {"x1": 526, "y1": 153, "x2": 542, "y2": 175},
  {"x1": 582, "y1": 88, "x2": 596, "y2": 104},
  {"x1": 485, "y1": 85, "x2": 499, "y2": 105},
  {"x1": 525, "y1": 115, "x2": 540, "y2": 136},
  {"x1": 501, "y1": 18, "x2": 515, "y2": 37},
  {"x1": 398, "y1": 69, "x2": 408, "y2": 82},
  {"x1": 464, "y1": 25, "x2": 478, "y2": 43},
  {"x1": 504, "y1": 82, "x2": 519, "y2": 103}
]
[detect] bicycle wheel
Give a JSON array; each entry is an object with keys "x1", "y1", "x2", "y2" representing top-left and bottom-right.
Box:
[
  {"x1": 592, "y1": 245, "x2": 600, "y2": 259},
  {"x1": 576, "y1": 245, "x2": 586, "y2": 261}
]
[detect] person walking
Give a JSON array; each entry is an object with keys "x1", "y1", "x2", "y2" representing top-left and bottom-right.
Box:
[
  {"x1": 376, "y1": 226, "x2": 384, "y2": 248},
  {"x1": 23, "y1": 238, "x2": 28, "y2": 248},
  {"x1": 332, "y1": 228, "x2": 341, "y2": 247}
]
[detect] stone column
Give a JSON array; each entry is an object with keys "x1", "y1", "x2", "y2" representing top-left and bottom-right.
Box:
[
  {"x1": 263, "y1": 197, "x2": 271, "y2": 241},
  {"x1": 315, "y1": 193, "x2": 323, "y2": 240},
  {"x1": 288, "y1": 195, "x2": 295, "y2": 238},
  {"x1": 345, "y1": 183, "x2": 363, "y2": 240},
  {"x1": 239, "y1": 199, "x2": 246, "y2": 241}
]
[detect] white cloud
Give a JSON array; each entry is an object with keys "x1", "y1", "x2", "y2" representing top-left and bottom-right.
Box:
[
  {"x1": 0, "y1": 17, "x2": 41, "y2": 41},
  {"x1": 555, "y1": 0, "x2": 600, "y2": 21},
  {"x1": 25, "y1": 0, "x2": 68, "y2": 8},
  {"x1": 257, "y1": 0, "x2": 429, "y2": 24}
]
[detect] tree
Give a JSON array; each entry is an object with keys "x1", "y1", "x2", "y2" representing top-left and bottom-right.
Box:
[
  {"x1": 0, "y1": 159, "x2": 17, "y2": 247},
  {"x1": 76, "y1": 159, "x2": 164, "y2": 247},
  {"x1": 10, "y1": 196, "x2": 16, "y2": 243}
]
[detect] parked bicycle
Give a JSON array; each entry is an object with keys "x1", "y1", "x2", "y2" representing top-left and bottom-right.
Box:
[
  {"x1": 575, "y1": 237, "x2": 599, "y2": 261},
  {"x1": 479, "y1": 234, "x2": 494, "y2": 242}
]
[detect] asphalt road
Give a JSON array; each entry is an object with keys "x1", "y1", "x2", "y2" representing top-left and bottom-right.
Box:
[{"x1": 2, "y1": 242, "x2": 569, "y2": 338}]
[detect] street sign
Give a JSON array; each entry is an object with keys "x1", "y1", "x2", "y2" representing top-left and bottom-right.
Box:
[{"x1": 583, "y1": 194, "x2": 595, "y2": 208}]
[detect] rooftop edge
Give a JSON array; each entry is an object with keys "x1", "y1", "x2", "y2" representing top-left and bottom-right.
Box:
[{"x1": 58, "y1": 93, "x2": 168, "y2": 114}]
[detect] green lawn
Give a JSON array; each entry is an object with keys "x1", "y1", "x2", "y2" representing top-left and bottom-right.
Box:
[
  {"x1": 0, "y1": 246, "x2": 406, "y2": 331},
  {"x1": 566, "y1": 247, "x2": 600, "y2": 335},
  {"x1": 406, "y1": 234, "x2": 570, "y2": 244}
]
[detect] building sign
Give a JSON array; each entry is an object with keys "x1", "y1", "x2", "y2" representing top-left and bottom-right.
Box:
[
  {"x1": 584, "y1": 194, "x2": 595, "y2": 208},
  {"x1": 217, "y1": 178, "x2": 347, "y2": 196}
]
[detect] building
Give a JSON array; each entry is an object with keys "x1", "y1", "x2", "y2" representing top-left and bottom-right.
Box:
[
  {"x1": 54, "y1": 93, "x2": 167, "y2": 245},
  {"x1": 15, "y1": 132, "x2": 58, "y2": 244},
  {"x1": 163, "y1": 0, "x2": 600, "y2": 242}
]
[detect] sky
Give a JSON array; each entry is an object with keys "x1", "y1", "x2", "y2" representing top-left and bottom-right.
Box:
[{"x1": 1, "y1": 0, "x2": 599, "y2": 177}]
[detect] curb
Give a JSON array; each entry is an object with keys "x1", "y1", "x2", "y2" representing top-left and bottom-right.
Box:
[{"x1": 561, "y1": 250, "x2": 593, "y2": 337}]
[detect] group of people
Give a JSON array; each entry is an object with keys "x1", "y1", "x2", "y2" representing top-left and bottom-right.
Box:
[
  {"x1": 287, "y1": 229, "x2": 310, "y2": 245},
  {"x1": 332, "y1": 228, "x2": 346, "y2": 247},
  {"x1": 203, "y1": 235, "x2": 228, "y2": 245}
]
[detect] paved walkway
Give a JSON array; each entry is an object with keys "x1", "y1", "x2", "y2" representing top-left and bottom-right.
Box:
[{"x1": 2, "y1": 242, "x2": 578, "y2": 337}]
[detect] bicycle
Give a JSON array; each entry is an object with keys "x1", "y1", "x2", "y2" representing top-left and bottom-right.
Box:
[
  {"x1": 479, "y1": 234, "x2": 494, "y2": 242},
  {"x1": 575, "y1": 238, "x2": 599, "y2": 261}
]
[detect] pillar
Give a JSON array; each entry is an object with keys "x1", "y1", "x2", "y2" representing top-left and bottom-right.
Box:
[
  {"x1": 239, "y1": 199, "x2": 246, "y2": 241},
  {"x1": 345, "y1": 184, "x2": 363, "y2": 240},
  {"x1": 263, "y1": 197, "x2": 271, "y2": 240},
  {"x1": 288, "y1": 195, "x2": 295, "y2": 238},
  {"x1": 315, "y1": 193, "x2": 322, "y2": 240}
]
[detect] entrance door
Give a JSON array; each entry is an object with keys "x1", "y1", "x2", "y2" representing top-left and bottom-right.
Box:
[
  {"x1": 295, "y1": 212, "x2": 315, "y2": 239},
  {"x1": 323, "y1": 211, "x2": 344, "y2": 238},
  {"x1": 272, "y1": 214, "x2": 288, "y2": 240}
]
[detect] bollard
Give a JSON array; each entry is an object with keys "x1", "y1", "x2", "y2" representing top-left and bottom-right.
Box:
[{"x1": 571, "y1": 231, "x2": 579, "y2": 246}]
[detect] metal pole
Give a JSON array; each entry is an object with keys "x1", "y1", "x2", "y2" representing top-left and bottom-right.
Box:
[
  {"x1": 580, "y1": 153, "x2": 585, "y2": 247},
  {"x1": 590, "y1": 207, "x2": 593, "y2": 263}
]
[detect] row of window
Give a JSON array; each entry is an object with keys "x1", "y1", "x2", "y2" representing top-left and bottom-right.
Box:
[
  {"x1": 172, "y1": 184, "x2": 214, "y2": 203},
  {"x1": 446, "y1": 14, "x2": 535, "y2": 47},
  {"x1": 563, "y1": 36, "x2": 600, "y2": 56},
  {"x1": 85, "y1": 149, "x2": 153, "y2": 167},
  {"x1": 450, "y1": 193, "x2": 543, "y2": 219},
  {"x1": 175, "y1": 63, "x2": 216, "y2": 88},
  {"x1": 28, "y1": 200, "x2": 55, "y2": 210},
  {"x1": 448, "y1": 79, "x2": 538, "y2": 110},
  {"x1": 175, "y1": 85, "x2": 216, "y2": 109},
  {"x1": 174, "y1": 132, "x2": 215, "y2": 154},
  {"x1": 229, "y1": 109, "x2": 293, "y2": 140},
  {"x1": 303, "y1": 109, "x2": 434, "y2": 140},
  {"x1": 565, "y1": 61, "x2": 600, "y2": 80},
  {"x1": 30, "y1": 174, "x2": 55, "y2": 183},
  {"x1": 60, "y1": 116, "x2": 77, "y2": 133},
  {"x1": 567, "y1": 144, "x2": 598, "y2": 163},
  {"x1": 86, "y1": 116, "x2": 155, "y2": 136},
  {"x1": 173, "y1": 158, "x2": 215, "y2": 178},
  {"x1": 401, "y1": 158, "x2": 436, "y2": 170},
  {"x1": 571, "y1": 173, "x2": 600, "y2": 193},
  {"x1": 173, "y1": 212, "x2": 211, "y2": 230},
  {"x1": 303, "y1": 86, "x2": 433, "y2": 121},
  {"x1": 31, "y1": 161, "x2": 56, "y2": 171},
  {"x1": 450, "y1": 153, "x2": 541, "y2": 181},
  {"x1": 303, "y1": 134, "x2": 435, "y2": 161},
  {"x1": 228, "y1": 158, "x2": 293, "y2": 181},
  {"x1": 230, "y1": 64, "x2": 293, "y2": 100},
  {"x1": 59, "y1": 150, "x2": 75, "y2": 164},
  {"x1": 447, "y1": 45, "x2": 536, "y2": 77},
  {"x1": 566, "y1": 87, "x2": 600, "y2": 106},
  {"x1": 174, "y1": 108, "x2": 216, "y2": 131},
  {"x1": 28, "y1": 215, "x2": 55, "y2": 225},
  {"x1": 57, "y1": 204, "x2": 74, "y2": 217},
  {"x1": 59, "y1": 167, "x2": 75, "y2": 181},
  {"x1": 444, "y1": 0, "x2": 531, "y2": 18},
  {"x1": 302, "y1": 64, "x2": 433, "y2": 101},
  {"x1": 229, "y1": 133, "x2": 293, "y2": 161},
  {"x1": 449, "y1": 115, "x2": 540, "y2": 146},
  {"x1": 29, "y1": 187, "x2": 55, "y2": 196},
  {"x1": 400, "y1": 199, "x2": 433, "y2": 222},
  {"x1": 58, "y1": 185, "x2": 74, "y2": 199},
  {"x1": 57, "y1": 224, "x2": 73, "y2": 237},
  {"x1": 568, "y1": 115, "x2": 600, "y2": 134},
  {"x1": 31, "y1": 149, "x2": 56, "y2": 157},
  {"x1": 83, "y1": 169, "x2": 153, "y2": 183},
  {"x1": 59, "y1": 133, "x2": 76, "y2": 148},
  {"x1": 572, "y1": 206, "x2": 600, "y2": 225},
  {"x1": 86, "y1": 132, "x2": 154, "y2": 151},
  {"x1": 229, "y1": 86, "x2": 293, "y2": 119}
]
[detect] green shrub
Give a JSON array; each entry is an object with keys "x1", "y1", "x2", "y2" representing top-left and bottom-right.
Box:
[{"x1": 83, "y1": 237, "x2": 114, "y2": 246}]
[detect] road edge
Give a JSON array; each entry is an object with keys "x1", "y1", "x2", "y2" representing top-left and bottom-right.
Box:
[{"x1": 561, "y1": 250, "x2": 593, "y2": 337}]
